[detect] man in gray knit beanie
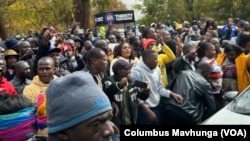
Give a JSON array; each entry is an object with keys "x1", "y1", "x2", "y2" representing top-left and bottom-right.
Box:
[{"x1": 46, "y1": 71, "x2": 118, "y2": 141}]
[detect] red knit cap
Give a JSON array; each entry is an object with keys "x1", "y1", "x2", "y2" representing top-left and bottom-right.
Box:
[
  {"x1": 142, "y1": 38, "x2": 156, "y2": 50},
  {"x1": 61, "y1": 44, "x2": 73, "y2": 54}
]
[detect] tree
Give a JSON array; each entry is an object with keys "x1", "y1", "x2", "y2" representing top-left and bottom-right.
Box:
[
  {"x1": 73, "y1": 0, "x2": 126, "y2": 31},
  {"x1": 136, "y1": 0, "x2": 250, "y2": 26},
  {"x1": 73, "y1": 0, "x2": 90, "y2": 30},
  {"x1": 0, "y1": 0, "x2": 16, "y2": 40},
  {"x1": 0, "y1": 0, "x2": 127, "y2": 39},
  {"x1": 91, "y1": 0, "x2": 111, "y2": 12},
  {"x1": 4, "y1": 0, "x2": 74, "y2": 37}
]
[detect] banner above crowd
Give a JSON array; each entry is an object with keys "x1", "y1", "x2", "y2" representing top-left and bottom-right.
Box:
[{"x1": 94, "y1": 10, "x2": 135, "y2": 26}]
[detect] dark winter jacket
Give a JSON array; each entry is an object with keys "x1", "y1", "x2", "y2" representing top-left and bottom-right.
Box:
[
  {"x1": 164, "y1": 70, "x2": 216, "y2": 124},
  {"x1": 103, "y1": 75, "x2": 149, "y2": 126}
]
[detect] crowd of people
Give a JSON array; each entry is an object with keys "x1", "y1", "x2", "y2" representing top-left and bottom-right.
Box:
[{"x1": 0, "y1": 17, "x2": 250, "y2": 141}]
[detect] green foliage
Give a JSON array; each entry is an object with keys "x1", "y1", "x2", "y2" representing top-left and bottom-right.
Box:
[
  {"x1": 91, "y1": 0, "x2": 111, "y2": 12},
  {"x1": 139, "y1": 0, "x2": 250, "y2": 26},
  {"x1": 3, "y1": 0, "x2": 74, "y2": 36},
  {"x1": 0, "y1": 0, "x2": 15, "y2": 14},
  {"x1": 0, "y1": 0, "x2": 126, "y2": 36},
  {"x1": 132, "y1": 3, "x2": 142, "y2": 10},
  {"x1": 2, "y1": 0, "x2": 250, "y2": 37}
]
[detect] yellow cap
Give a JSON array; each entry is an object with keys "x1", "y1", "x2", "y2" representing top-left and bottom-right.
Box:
[
  {"x1": 4, "y1": 49, "x2": 18, "y2": 56},
  {"x1": 4, "y1": 49, "x2": 19, "y2": 59}
]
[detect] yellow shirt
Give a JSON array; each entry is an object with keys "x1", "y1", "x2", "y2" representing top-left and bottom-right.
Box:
[
  {"x1": 217, "y1": 53, "x2": 250, "y2": 93},
  {"x1": 23, "y1": 75, "x2": 58, "y2": 103},
  {"x1": 152, "y1": 44, "x2": 175, "y2": 87}
]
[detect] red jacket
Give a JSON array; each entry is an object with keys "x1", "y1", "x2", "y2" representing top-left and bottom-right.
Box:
[{"x1": 0, "y1": 77, "x2": 17, "y2": 95}]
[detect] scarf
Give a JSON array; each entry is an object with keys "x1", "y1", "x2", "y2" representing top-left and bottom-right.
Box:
[
  {"x1": 0, "y1": 107, "x2": 36, "y2": 141},
  {"x1": 36, "y1": 93, "x2": 47, "y2": 129}
]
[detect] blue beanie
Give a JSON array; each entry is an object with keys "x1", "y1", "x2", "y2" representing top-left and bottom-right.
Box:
[
  {"x1": 5, "y1": 37, "x2": 18, "y2": 49},
  {"x1": 46, "y1": 71, "x2": 112, "y2": 133}
]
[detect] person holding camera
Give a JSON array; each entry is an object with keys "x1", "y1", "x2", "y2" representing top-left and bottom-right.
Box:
[{"x1": 103, "y1": 59, "x2": 150, "y2": 141}]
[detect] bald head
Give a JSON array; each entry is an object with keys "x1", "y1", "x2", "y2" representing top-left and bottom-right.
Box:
[
  {"x1": 95, "y1": 39, "x2": 107, "y2": 48},
  {"x1": 198, "y1": 61, "x2": 211, "y2": 70},
  {"x1": 160, "y1": 30, "x2": 170, "y2": 36},
  {"x1": 19, "y1": 40, "x2": 30, "y2": 46},
  {"x1": 84, "y1": 40, "x2": 93, "y2": 51},
  {"x1": 18, "y1": 41, "x2": 30, "y2": 47},
  {"x1": 182, "y1": 43, "x2": 196, "y2": 55},
  {"x1": 210, "y1": 38, "x2": 220, "y2": 43},
  {"x1": 26, "y1": 37, "x2": 38, "y2": 45},
  {"x1": 13, "y1": 60, "x2": 30, "y2": 79},
  {"x1": 14, "y1": 60, "x2": 29, "y2": 70},
  {"x1": 197, "y1": 62, "x2": 211, "y2": 79},
  {"x1": 94, "y1": 39, "x2": 108, "y2": 54},
  {"x1": 38, "y1": 56, "x2": 55, "y2": 66}
]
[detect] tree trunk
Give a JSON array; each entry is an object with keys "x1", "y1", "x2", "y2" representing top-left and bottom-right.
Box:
[
  {"x1": 0, "y1": 16, "x2": 7, "y2": 40},
  {"x1": 82, "y1": 0, "x2": 90, "y2": 30},
  {"x1": 73, "y1": 0, "x2": 90, "y2": 30}
]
